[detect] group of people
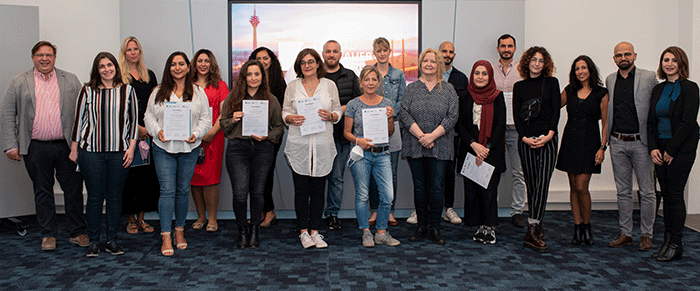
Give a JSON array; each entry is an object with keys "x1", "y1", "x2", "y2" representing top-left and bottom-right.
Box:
[{"x1": 2, "y1": 34, "x2": 697, "y2": 262}]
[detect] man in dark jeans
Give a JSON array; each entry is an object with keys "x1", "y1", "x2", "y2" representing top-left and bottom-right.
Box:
[{"x1": 322, "y1": 40, "x2": 362, "y2": 230}]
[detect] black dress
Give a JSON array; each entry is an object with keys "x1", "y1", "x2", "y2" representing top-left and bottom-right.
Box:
[
  {"x1": 122, "y1": 70, "x2": 160, "y2": 215},
  {"x1": 556, "y1": 85, "x2": 606, "y2": 174}
]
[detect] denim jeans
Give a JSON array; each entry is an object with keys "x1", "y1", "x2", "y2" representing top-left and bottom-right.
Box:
[
  {"x1": 351, "y1": 150, "x2": 393, "y2": 230},
  {"x1": 324, "y1": 140, "x2": 351, "y2": 217},
  {"x1": 78, "y1": 149, "x2": 129, "y2": 242},
  {"x1": 226, "y1": 139, "x2": 275, "y2": 227},
  {"x1": 506, "y1": 128, "x2": 526, "y2": 216},
  {"x1": 369, "y1": 151, "x2": 399, "y2": 212},
  {"x1": 153, "y1": 144, "x2": 199, "y2": 232},
  {"x1": 407, "y1": 157, "x2": 447, "y2": 229}
]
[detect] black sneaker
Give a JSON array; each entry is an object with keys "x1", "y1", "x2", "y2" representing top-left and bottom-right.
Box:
[
  {"x1": 483, "y1": 227, "x2": 496, "y2": 244},
  {"x1": 326, "y1": 216, "x2": 341, "y2": 230},
  {"x1": 473, "y1": 226, "x2": 485, "y2": 242},
  {"x1": 512, "y1": 214, "x2": 527, "y2": 227},
  {"x1": 86, "y1": 242, "x2": 99, "y2": 258},
  {"x1": 104, "y1": 241, "x2": 124, "y2": 255}
]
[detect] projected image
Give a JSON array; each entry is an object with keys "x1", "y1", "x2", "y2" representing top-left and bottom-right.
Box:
[{"x1": 230, "y1": 2, "x2": 420, "y2": 84}]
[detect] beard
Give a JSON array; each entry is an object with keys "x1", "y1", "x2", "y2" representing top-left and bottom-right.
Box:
[
  {"x1": 443, "y1": 58, "x2": 452, "y2": 66},
  {"x1": 617, "y1": 61, "x2": 632, "y2": 70},
  {"x1": 499, "y1": 52, "x2": 513, "y2": 60}
]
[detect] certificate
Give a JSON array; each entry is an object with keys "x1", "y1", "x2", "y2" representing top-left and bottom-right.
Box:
[
  {"x1": 242, "y1": 100, "x2": 269, "y2": 136},
  {"x1": 362, "y1": 107, "x2": 389, "y2": 144},
  {"x1": 296, "y1": 96, "x2": 326, "y2": 136},
  {"x1": 504, "y1": 92, "x2": 514, "y2": 125},
  {"x1": 163, "y1": 102, "x2": 191, "y2": 140},
  {"x1": 460, "y1": 153, "x2": 495, "y2": 189}
]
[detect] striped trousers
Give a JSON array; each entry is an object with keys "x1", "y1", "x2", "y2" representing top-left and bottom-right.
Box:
[{"x1": 518, "y1": 135, "x2": 558, "y2": 222}]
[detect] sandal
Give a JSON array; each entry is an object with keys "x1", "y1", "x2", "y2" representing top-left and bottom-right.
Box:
[
  {"x1": 126, "y1": 222, "x2": 138, "y2": 234},
  {"x1": 137, "y1": 220, "x2": 154, "y2": 233},
  {"x1": 206, "y1": 223, "x2": 218, "y2": 232},
  {"x1": 192, "y1": 221, "x2": 205, "y2": 230},
  {"x1": 161, "y1": 232, "x2": 174, "y2": 256},
  {"x1": 174, "y1": 227, "x2": 187, "y2": 250}
]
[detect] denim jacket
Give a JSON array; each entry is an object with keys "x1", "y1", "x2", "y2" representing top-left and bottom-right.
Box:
[{"x1": 375, "y1": 64, "x2": 406, "y2": 117}]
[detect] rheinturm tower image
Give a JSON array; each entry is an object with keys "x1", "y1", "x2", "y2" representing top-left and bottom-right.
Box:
[{"x1": 250, "y1": 7, "x2": 259, "y2": 49}]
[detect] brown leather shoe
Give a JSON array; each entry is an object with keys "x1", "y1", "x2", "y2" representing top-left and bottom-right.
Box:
[
  {"x1": 608, "y1": 233, "x2": 633, "y2": 247},
  {"x1": 69, "y1": 234, "x2": 90, "y2": 247},
  {"x1": 42, "y1": 237, "x2": 56, "y2": 251},
  {"x1": 524, "y1": 223, "x2": 548, "y2": 252},
  {"x1": 638, "y1": 234, "x2": 652, "y2": 251}
]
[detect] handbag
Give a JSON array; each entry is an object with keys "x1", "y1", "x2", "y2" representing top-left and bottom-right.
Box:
[
  {"x1": 196, "y1": 146, "x2": 206, "y2": 164},
  {"x1": 518, "y1": 78, "x2": 547, "y2": 123}
]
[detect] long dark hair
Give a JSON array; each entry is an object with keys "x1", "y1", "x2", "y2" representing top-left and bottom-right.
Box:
[
  {"x1": 569, "y1": 55, "x2": 602, "y2": 91},
  {"x1": 87, "y1": 52, "x2": 123, "y2": 90},
  {"x1": 190, "y1": 49, "x2": 223, "y2": 89},
  {"x1": 222, "y1": 60, "x2": 273, "y2": 119},
  {"x1": 249, "y1": 47, "x2": 284, "y2": 96},
  {"x1": 518, "y1": 46, "x2": 555, "y2": 79},
  {"x1": 155, "y1": 51, "x2": 193, "y2": 104}
]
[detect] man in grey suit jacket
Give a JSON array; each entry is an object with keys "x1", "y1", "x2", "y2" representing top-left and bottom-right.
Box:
[
  {"x1": 1, "y1": 41, "x2": 87, "y2": 251},
  {"x1": 605, "y1": 41, "x2": 657, "y2": 251}
]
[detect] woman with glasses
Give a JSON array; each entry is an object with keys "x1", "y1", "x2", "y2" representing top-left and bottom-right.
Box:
[
  {"x1": 512, "y1": 46, "x2": 560, "y2": 253},
  {"x1": 282, "y1": 48, "x2": 341, "y2": 249}
]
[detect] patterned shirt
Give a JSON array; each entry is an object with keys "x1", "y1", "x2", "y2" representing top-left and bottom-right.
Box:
[
  {"x1": 32, "y1": 69, "x2": 63, "y2": 140},
  {"x1": 72, "y1": 85, "x2": 138, "y2": 152},
  {"x1": 345, "y1": 97, "x2": 395, "y2": 147}
]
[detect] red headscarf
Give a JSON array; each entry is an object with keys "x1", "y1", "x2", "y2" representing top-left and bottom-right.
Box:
[{"x1": 467, "y1": 60, "x2": 501, "y2": 145}]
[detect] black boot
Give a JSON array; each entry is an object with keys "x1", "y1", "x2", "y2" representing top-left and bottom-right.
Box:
[
  {"x1": 582, "y1": 223, "x2": 594, "y2": 245},
  {"x1": 248, "y1": 224, "x2": 260, "y2": 249},
  {"x1": 656, "y1": 242, "x2": 683, "y2": 262},
  {"x1": 571, "y1": 224, "x2": 582, "y2": 245},
  {"x1": 652, "y1": 232, "x2": 670, "y2": 258},
  {"x1": 237, "y1": 225, "x2": 249, "y2": 250}
]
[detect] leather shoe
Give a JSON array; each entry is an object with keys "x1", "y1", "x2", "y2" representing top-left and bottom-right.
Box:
[
  {"x1": 638, "y1": 234, "x2": 652, "y2": 251},
  {"x1": 608, "y1": 233, "x2": 633, "y2": 247},
  {"x1": 571, "y1": 224, "x2": 582, "y2": 245},
  {"x1": 582, "y1": 223, "x2": 594, "y2": 245},
  {"x1": 408, "y1": 227, "x2": 428, "y2": 242},
  {"x1": 656, "y1": 243, "x2": 683, "y2": 261},
  {"x1": 512, "y1": 214, "x2": 527, "y2": 227},
  {"x1": 429, "y1": 229, "x2": 446, "y2": 245},
  {"x1": 524, "y1": 223, "x2": 548, "y2": 252},
  {"x1": 237, "y1": 225, "x2": 249, "y2": 250},
  {"x1": 652, "y1": 233, "x2": 670, "y2": 258},
  {"x1": 42, "y1": 237, "x2": 56, "y2": 251},
  {"x1": 248, "y1": 224, "x2": 260, "y2": 249},
  {"x1": 535, "y1": 222, "x2": 545, "y2": 240}
]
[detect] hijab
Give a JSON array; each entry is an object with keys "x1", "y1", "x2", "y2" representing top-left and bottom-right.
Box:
[{"x1": 467, "y1": 60, "x2": 501, "y2": 145}]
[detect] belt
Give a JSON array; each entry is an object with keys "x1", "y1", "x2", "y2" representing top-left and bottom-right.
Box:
[
  {"x1": 611, "y1": 132, "x2": 640, "y2": 141},
  {"x1": 368, "y1": 145, "x2": 389, "y2": 153},
  {"x1": 32, "y1": 139, "x2": 65, "y2": 144}
]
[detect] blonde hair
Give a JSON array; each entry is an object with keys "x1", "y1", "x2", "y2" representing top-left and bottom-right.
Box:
[
  {"x1": 118, "y1": 36, "x2": 150, "y2": 84},
  {"x1": 373, "y1": 37, "x2": 390, "y2": 51},
  {"x1": 419, "y1": 48, "x2": 445, "y2": 82}
]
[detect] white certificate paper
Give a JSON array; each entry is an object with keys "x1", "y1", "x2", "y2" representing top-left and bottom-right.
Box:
[
  {"x1": 362, "y1": 107, "x2": 388, "y2": 144},
  {"x1": 242, "y1": 100, "x2": 269, "y2": 136},
  {"x1": 460, "y1": 153, "x2": 495, "y2": 189},
  {"x1": 504, "y1": 91, "x2": 514, "y2": 125},
  {"x1": 296, "y1": 97, "x2": 326, "y2": 136},
  {"x1": 163, "y1": 102, "x2": 191, "y2": 140}
]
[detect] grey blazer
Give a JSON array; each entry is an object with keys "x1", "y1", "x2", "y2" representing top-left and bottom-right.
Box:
[
  {"x1": 605, "y1": 67, "x2": 658, "y2": 146},
  {"x1": 1, "y1": 68, "x2": 81, "y2": 155}
]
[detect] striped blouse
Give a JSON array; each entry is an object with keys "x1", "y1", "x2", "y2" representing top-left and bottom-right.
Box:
[{"x1": 72, "y1": 84, "x2": 138, "y2": 152}]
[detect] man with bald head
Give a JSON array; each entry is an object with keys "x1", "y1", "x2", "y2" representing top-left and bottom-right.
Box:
[{"x1": 605, "y1": 41, "x2": 657, "y2": 251}]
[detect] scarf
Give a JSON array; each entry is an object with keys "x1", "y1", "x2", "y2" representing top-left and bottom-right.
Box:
[{"x1": 467, "y1": 60, "x2": 501, "y2": 145}]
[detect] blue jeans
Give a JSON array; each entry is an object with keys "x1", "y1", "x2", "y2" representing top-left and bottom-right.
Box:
[
  {"x1": 226, "y1": 139, "x2": 275, "y2": 227},
  {"x1": 369, "y1": 151, "x2": 399, "y2": 212},
  {"x1": 153, "y1": 144, "x2": 199, "y2": 232},
  {"x1": 78, "y1": 149, "x2": 129, "y2": 242},
  {"x1": 324, "y1": 140, "x2": 351, "y2": 217},
  {"x1": 351, "y1": 150, "x2": 393, "y2": 230},
  {"x1": 407, "y1": 157, "x2": 447, "y2": 229},
  {"x1": 506, "y1": 128, "x2": 526, "y2": 216}
]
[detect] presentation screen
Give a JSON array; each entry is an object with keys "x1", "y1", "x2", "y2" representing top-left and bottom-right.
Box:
[{"x1": 229, "y1": 1, "x2": 421, "y2": 85}]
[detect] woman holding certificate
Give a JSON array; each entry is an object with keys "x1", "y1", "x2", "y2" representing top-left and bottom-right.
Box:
[
  {"x1": 144, "y1": 52, "x2": 212, "y2": 256},
  {"x1": 220, "y1": 60, "x2": 284, "y2": 249},
  {"x1": 249, "y1": 47, "x2": 287, "y2": 227},
  {"x1": 70, "y1": 52, "x2": 138, "y2": 257},
  {"x1": 456, "y1": 60, "x2": 506, "y2": 245},
  {"x1": 344, "y1": 66, "x2": 400, "y2": 248},
  {"x1": 190, "y1": 49, "x2": 229, "y2": 233},
  {"x1": 282, "y1": 48, "x2": 341, "y2": 249},
  {"x1": 401, "y1": 48, "x2": 458, "y2": 245}
]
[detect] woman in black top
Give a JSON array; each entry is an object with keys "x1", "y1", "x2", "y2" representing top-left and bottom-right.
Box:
[
  {"x1": 556, "y1": 55, "x2": 609, "y2": 246},
  {"x1": 512, "y1": 46, "x2": 560, "y2": 253},
  {"x1": 249, "y1": 47, "x2": 287, "y2": 227},
  {"x1": 118, "y1": 36, "x2": 159, "y2": 235},
  {"x1": 648, "y1": 46, "x2": 699, "y2": 261}
]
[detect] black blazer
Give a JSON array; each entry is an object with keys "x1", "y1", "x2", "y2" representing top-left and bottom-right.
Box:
[
  {"x1": 447, "y1": 67, "x2": 469, "y2": 96},
  {"x1": 647, "y1": 79, "x2": 700, "y2": 158},
  {"x1": 456, "y1": 90, "x2": 507, "y2": 173}
]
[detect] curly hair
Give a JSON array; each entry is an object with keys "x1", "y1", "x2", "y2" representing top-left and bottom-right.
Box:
[{"x1": 517, "y1": 46, "x2": 555, "y2": 79}]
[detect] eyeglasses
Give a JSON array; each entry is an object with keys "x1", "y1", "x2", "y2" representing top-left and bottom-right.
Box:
[
  {"x1": 34, "y1": 53, "x2": 55, "y2": 58},
  {"x1": 614, "y1": 52, "x2": 633, "y2": 59},
  {"x1": 299, "y1": 59, "x2": 316, "y2": 66},
  {"x1": 530, "y1": 57, "x2": 544, "y2": 63}
]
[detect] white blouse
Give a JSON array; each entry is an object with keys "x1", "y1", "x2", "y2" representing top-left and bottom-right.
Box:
[
  {"x1": 282, "y1": 78, "x2": 342, "y2": 177},
  {"x1": 144, "y1": 85, "x2": 212, "y2": 154}
]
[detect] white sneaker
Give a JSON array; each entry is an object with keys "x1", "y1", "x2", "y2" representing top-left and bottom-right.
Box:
[
  {"x1": 311, "y1": 232, "x2": 328, "y2": 248},
  {"x1": 443, "y1": 208, "x2": 462, "y2": 224},
  {"x1": 362, "y1": 229, "x2": 375, "y2": 248},
  {"x1": 299, "y1": 231, "x2": 315, "y2": 249},
  {"x1": 406, "y1": 210, "x2": 418, "y2": 224}
]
